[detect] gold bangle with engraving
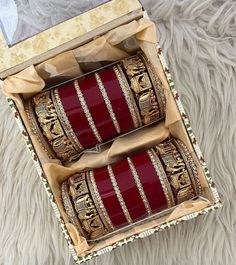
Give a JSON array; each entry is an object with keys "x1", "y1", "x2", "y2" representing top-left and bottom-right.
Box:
[
  {"x1": 32, "y1": 91, "x2": 78, "y2": 162},
  {"x1": 121, "y1": 52, "x2": 165, "y2": 125},
  {"x1": 113, "y1": 65, "x2": 142, "y2": 129},
  {"x1": 52, "y1": 89, "x2": 83, "y2": 153},
  {"x1": 138, "y1": 51, "x2": 166, "y2": 118},
  {"x1": 25, "y1": 99, "x2": 56, "y2": 159},
  {"x1": 61, "y1": 179, "x2": 86, "y2": 237},
  {"x1": 64, "y1": 173, "x2": 108, "y2": 240},
  {"x1": 155, "y1": 139, "x2": 201, "y2": 204}
]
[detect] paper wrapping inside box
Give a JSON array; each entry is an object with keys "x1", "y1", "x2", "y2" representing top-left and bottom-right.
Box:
[{"x1": 2, "y1": 17, "x2": 213, "y2": 256}]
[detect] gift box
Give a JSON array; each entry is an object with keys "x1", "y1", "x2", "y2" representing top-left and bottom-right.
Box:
[{"x1": 0, "y1": 0, "x2": 222, "y2": 263}]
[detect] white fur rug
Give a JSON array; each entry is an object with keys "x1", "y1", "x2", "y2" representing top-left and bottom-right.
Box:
[{"x1": 1, "y1": 0, "x2": 236, "y2": 264}]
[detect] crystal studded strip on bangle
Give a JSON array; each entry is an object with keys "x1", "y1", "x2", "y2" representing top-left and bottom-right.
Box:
[
  {"x1": 147, "y1": 149, "x2": 175, "y2": 208},
  {"x1": 74, "y1": 80, "x2": 102, "y2": 143},
  {"x1": 127, "y1": 157, "x2": 152, "y2": 215},
  {"x1": 52, "y1": 89, "x2": 84, "y2": 153},
  {"x1": 113, "y1": 65, "x2": 142, "y2": 129},
  {"x1": 95, "y1": 73, "x2": 121, "y2": 134},
  {"x1": 87, "y1": 170, "x2": 114, "y2": 232},
  {"x1": 107, "y1": 165, "x2": 133, "y2": 224}
]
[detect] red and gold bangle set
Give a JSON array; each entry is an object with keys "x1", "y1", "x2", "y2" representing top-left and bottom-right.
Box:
[{"x1": 25, "y1": 51, "x2": 202, "y2": 240}]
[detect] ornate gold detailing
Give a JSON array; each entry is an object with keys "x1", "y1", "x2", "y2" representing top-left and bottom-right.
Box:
[
  {"x1": 87, "y1": 170, "x2": 114, "y2": 231},
  {"x1": 113, "y1": 65, "x2": 142, "y2": 128},
  {"x1": 32, "y1": 91, "x2": 78, "y2": 162},
  {"x1": 61, "y1": 180, "x2": 86, "y2": 237},
  {"x1": 25, "y1": 100, "x2": 56, "y2": 159},
  {"x1": 95, "y1": 73, "x2": 121, "y2": 134},
  {"x1": 107, "y1": 165, "x2": 133, "y2": 224},
  {"x1": 64, "y1": 173, "x2": 108, "y2": 240},
  {"x1": 121, "y1": 52, "x2": 166, "y2": 124},
  {"x1": 138, "y1": 52, "x2": 166, "y2": 118},
  {"x1": 155, "y1": 139, "x2": 201, "y2": 204},
  {"x1": 74, "y1": 80, "x2": 102, "y2": 143},
  {"x1": 52, "y1": 89, "x2": 83, "y2": 152},
  {"x1": 127, "y1": 157, "x2": 152, "y2": 214},
  {"x1": 147, "y1": 150, "x2": 175, "y2": 208}
]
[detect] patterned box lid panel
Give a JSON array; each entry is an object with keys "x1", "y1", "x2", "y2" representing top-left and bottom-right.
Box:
[{"x1": 0, "y1": 0, "x2": 142, "y2": 79}]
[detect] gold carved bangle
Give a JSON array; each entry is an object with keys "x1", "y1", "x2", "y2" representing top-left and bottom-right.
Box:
[
  {"x1": 65, "y1": 173, "x2": 108, "y2": 240},
  {"x1": 155, "y1": 139, "x2": 201, "y2": 204},
  {"x1": 121, "y1": 52, "x2": 164, "y2": 125},
  {"x1": 25, "y1": 99, "x2": 56, "y2": 159},
  {"x1": 147, "y1": 150, "x2": 175, "y2": 208},
  {"x1": 61, "y1": 180, "x2": 86, "y2": 237},
  {"x1": 87, "y1": 170, "x2": 114, "y2": 232},
  {"x1": 107, "y1": 165, "x2": 133, "y2": 224},
  {"x1": 113, "y1": 65, "x2": 142, "y2": 129},
  {"x1": 32, "y1": 91, "x2": 78, "y2": 162},
  {"x1": 138, "y1": 51, "x2": 166, "y2": 118},
  {"x1": 127, "y1": 157, "x2": 152, "y2": 214},
  {"x1": 74, "y1": 80, "x2": 103, "y2": 143},
  {"x1": 52, "y1": 89, "x2": 83, "y2": 152}
]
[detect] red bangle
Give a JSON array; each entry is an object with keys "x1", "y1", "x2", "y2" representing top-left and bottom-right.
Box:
[{"x1": 28, "y1": 52, "x2": 166, "y2": 162}]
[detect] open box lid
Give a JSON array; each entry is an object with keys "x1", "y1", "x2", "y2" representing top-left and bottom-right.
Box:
[{"x1": 0, "y1": 0, "x2": 143, "y2": 79}]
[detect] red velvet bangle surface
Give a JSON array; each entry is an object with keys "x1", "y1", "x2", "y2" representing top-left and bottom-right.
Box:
[
  {"x1": 99, "y1": 68, "x2": 135, "y2": 133},
  {"x1": 94, "y1": 166, "x2": 128, "y2": 228},
  {"x1": 111, "y1": 159, "x2": 147, "y2": 222},
  {"x1": 131, "y1": 151, "x2": 168, "y2": 212}
]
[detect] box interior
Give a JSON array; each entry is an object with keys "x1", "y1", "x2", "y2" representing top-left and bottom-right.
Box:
[{"x1": 2, "y1": 17, "x2": 217, "y2": 257}]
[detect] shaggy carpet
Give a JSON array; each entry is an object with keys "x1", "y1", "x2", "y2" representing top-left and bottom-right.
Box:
[{"x1": 0, "y1": 0, "x2": 236, "y2": 265}]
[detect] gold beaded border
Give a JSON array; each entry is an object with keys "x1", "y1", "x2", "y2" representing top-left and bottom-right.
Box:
[
  {"x1": 127, "y1": 157, "x2": 152, "y2": 215},
  {"x1": 95, "y1": 73, "x2": 121, "y2": 134},
  {"x1": 87, "y1": 170, "x2": 114, "y2": 231},
  {"x1": 107, "y1": 165, "x2": 133, "y2": 224},
  {"x1": 113, "y1": 65, "x2": 142, "y2": 129},
  {"x1": 74, "y1": 80, "x2": 102, "y2": 143},
  {"x1": 52, "y1": 89, "x2": 83, "y2": 152},
  {"x1": 147, "y1": 150, "x2": 175, "y2": 208}
]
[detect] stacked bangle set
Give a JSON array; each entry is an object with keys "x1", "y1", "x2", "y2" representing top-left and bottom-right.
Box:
[
  {"x1": 25, "y1": 52, "x2": 166, "y2": 162},
  {"x1": 25, "y1": 50, "x2": 202, "y2": 240},
  {"x1": 62, "y1": 138, "x2": 202, "y2": 240}
]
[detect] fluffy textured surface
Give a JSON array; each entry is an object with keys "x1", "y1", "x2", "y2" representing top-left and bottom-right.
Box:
[{"x1": 0, "y1": 0, "x2": 236, "y2": 264}]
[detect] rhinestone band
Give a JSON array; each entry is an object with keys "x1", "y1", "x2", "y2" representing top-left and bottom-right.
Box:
[
  {"x1": 52, "y1": 89, "x2": 83, "y2": 152},
  {"x1": 127, "y1": 157, "x2": 152, "y2": 214},
  {"x1": 95, "y1": 73, "x2": 121, "y2": 134},
  {"x1": 147, "y1": 150, "x2": 175, "y2": 208},
  {"x1": 87, "y1": 170, "x2": 114, "y2": 231},
  {"x1": 107, "y1": 165, "x2": 133, "y2": 224},
  {"x1": 113, "y1": 65, "x2": 141, "y2": 129},
  {"x1": 74, "y1": 80, "x2": 102, "y2": 143}
]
